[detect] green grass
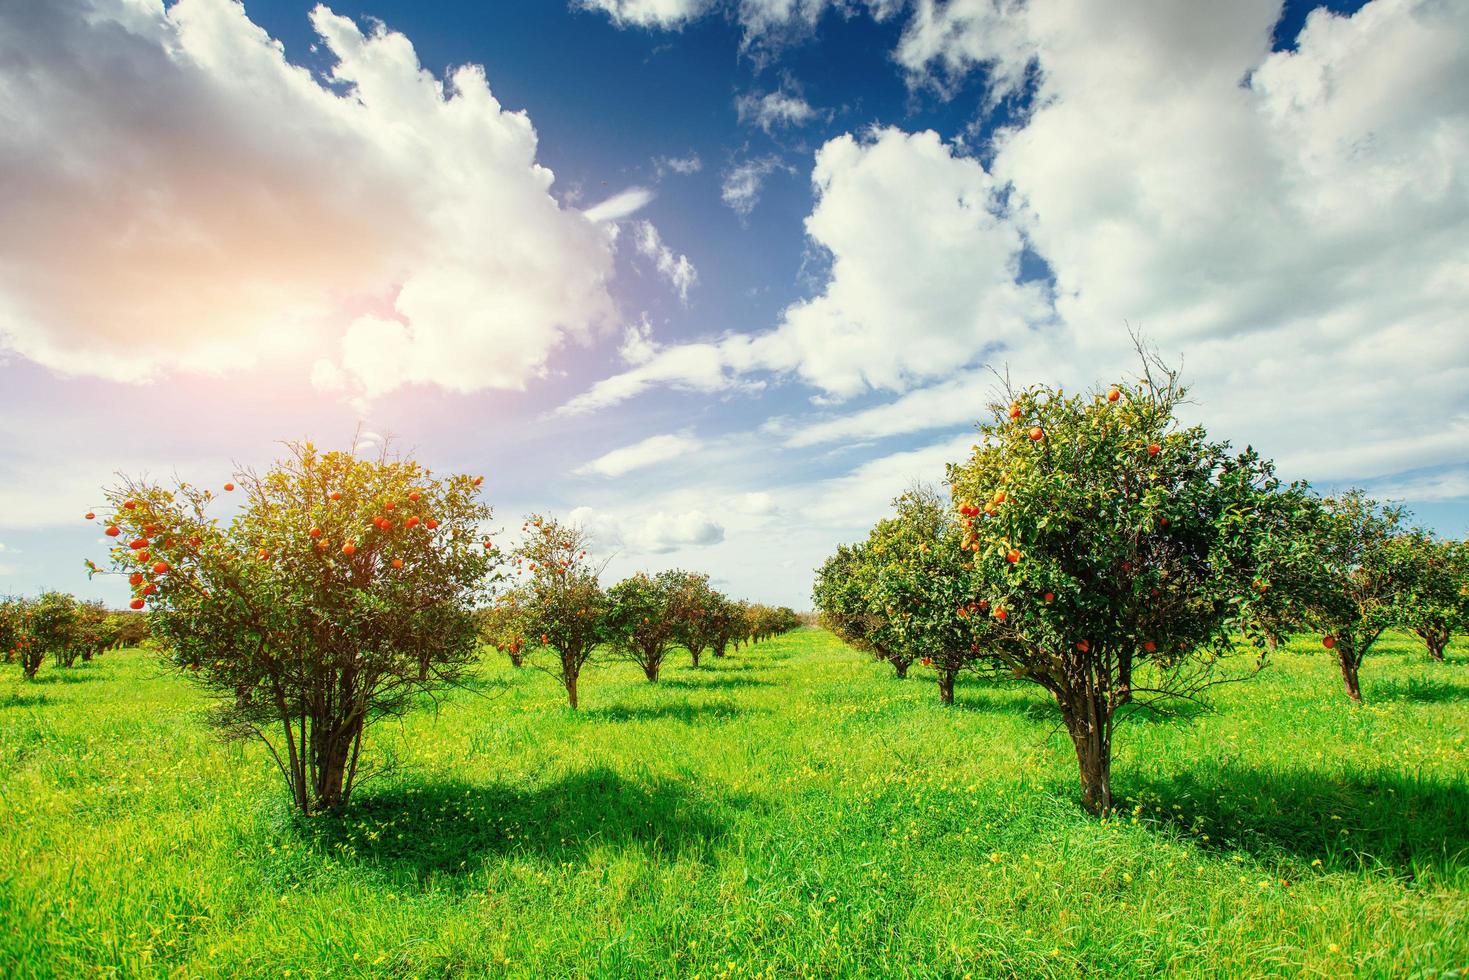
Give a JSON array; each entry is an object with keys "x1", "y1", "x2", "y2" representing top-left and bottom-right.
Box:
[{"x1": 1, "y1": 631, "x2": 1466, "y2": 978}]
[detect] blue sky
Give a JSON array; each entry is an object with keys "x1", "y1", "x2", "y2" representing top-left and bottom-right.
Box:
[{"x1": 1, "y1": 0, "x2": 1465, "y2": 608}]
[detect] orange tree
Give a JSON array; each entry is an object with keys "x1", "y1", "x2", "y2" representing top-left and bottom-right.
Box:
[
  {"x1": 90, "y1": 442, "x2": 499, "y2": 814},
  {"x1": 814, "y1": 542, "x2": 915, "y2": 677},
  {"x1": 475, "y1": 594, "x2": 529, "y2": 667},
  {"x1": 69, "y1": 599, "x2": 110, "y2": 664},
  {"x1": 30, "y1": 592, "x2": 80, "y2": 675},
  {"x1": 704, "y1": 594, "x2": 743, "y2": 659},
  {"x1": 0, "y1": 596, "x2": 41, "y2": 676},
  {"x1": 666, "y1": 570, "x2": 724, "y2": 667},
  {"x1": 948, "y1": 362, "x2": 1294, "y2": 814},
  {"x1": 606, "y1": 571, "x2": 680, "y2": 682},
  {"x1": 870, "y1": 486, "x2": 991, "y2": 704},
  {"x1": 505, "y1": 514, "x2": 607, "y2": 709},
  {"x1": 1388, "y1": 528, "x2": 1468, "y2": 662},
  {"x1": 1293, "y1": 491, "x2": 1409, "y2": 701}
]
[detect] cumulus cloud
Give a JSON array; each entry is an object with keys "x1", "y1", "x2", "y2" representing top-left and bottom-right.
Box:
[
  {"x1": 631, "y1": 221, "x2": 698, "y2": 303},
  {"x1": 0, "y1": 0, "x2": 618, "y2": 398},
  {"x1": 569, "y1": 505, "x2": 725, "y2": 553},
  {"x1": 577, "y1": 0, "x2": 902, "y2": 46},
  {"x1": 567, "y1": 0, "x2": 1469, "y2": 486},
  {"x1": 575, "y1": 432, "x2": 703, "y2": 477},
  {"x1": 574, "y1": 0, "x2": 713, "y2": 29},
  {"x1": 735, "y1": 89, "x2": 821, "y2": 132},
  {"x1": 568, "y1": 127, "x2": 1048, "y2": 411}
]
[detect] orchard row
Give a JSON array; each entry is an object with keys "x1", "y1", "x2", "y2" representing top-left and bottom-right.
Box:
[
  {"x1": 814, "y1": 355, "x2": 1468, "y2": 815},
  {"x1": 479, "y1": 515, "x2": 798, "y2": 709},
  {"x1": 0, "y1": 593, "x2": 147, "y2": 678},
  {"x1": 57, "y1": 442, "x2": 794, "y2": 815}
]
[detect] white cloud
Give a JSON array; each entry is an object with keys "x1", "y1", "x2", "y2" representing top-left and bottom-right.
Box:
[
  {"x1": 583, "y1": 186, "x2": 657, "y2": 223},
  {"x1": 720, "y1": 155, "x2": 790, "y2": 217},
  {"x1": 799, "y1": 432, "x2": 975, "y2": 527},
  {"x1": 569, "y1": 505, "x2": 725, "y2": 553},
  {"x1": 1360, "y1": 467, "x2": 1469, "y2": 504},
  {"x1": 568, "y1": 127, "x2": 1049, "y2": 411},
  {"x1": 568, "y1": 0, "x2": 1469, "y2": 489},
  {"x1": 557, "y1": 331, "x2": 766, "y2": 415},
  {"x1": 732, "y1": 491, "x2": 778, "y2": 515},
  {"x1": 631, "y1": 221, "x2": 698, "y2": 303},
  {"x1": 0, "y1": 0, "x2": 621, "y2": 399},
  {"x1": 735, "y1": 89, "x2": 820, "y2": 132},
  {"x1": 577, "y1": 0, "x2": 902, "y2": 46},
  {"x1": 574, "y1": 0, "x2": 713, "y2": 28},
  {"x1": 575, "y1": 432, "x2": 703, "y2": 478},
  {"x1": 653, "y1": 153, "x2": 703, "y2": 177}
]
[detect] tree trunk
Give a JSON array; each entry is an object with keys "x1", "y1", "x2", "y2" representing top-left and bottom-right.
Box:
[
  {"x1": 1419, "y1": 628, "x2": 1448, "y2": 662},
  {"x1": 315, "y1": 718, "x2": 362, "y2": 812},
  {"x1": 644, "y1": 661, "x2": 660, "y2": 683},
  {"x1": 565, "y1": 670, "x2": 579, "y2": 710},
  {"x1": 1063, "y1": 688, "x2": 1113, "y2": 816},
  {"x1": 892, "y1": 659, "x2": 909, "y2": 679},
  {"x1": 1264, "y1": 631, "x2": 1280, "y2": 652},
  {"x1": 509, "y1": 651, "x2": 524, "y2": 668},
  {"x1": 713, "y1": 642, "x2": 726, "y2": 659},
  {"x1": 1338, "y1": 649, "x2": 1363, "y2": 703},
  {"x1": 690, "y1": 648, "x2": 702, "y2": 668},
  {"x1": 938, "y1": 669, "x2": 956, "y2": 704}
]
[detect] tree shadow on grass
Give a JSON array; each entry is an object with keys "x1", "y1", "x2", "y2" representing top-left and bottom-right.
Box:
[
  {"x1": 584, "y1": 699, "x2": 750, "y2": 723},
  {"x1": 28, "y1": 668, "x2": 104, "y2": 685},
  {"x1": 947, "y1": 687, "x2": 1050, "y2": 716},
  {"x1": 659, "y1": 674, "x2": 774, "y2": 691},
  {"x1": 1118, "y1": 766, "x2": 1469, "y2": 881},
  {"x1": 301, "y1": 767, "x2": 743, "y2": 884},
  {"x1": 1367, "y1": 677, "x2": 1469, "y2": 704},
  {"x1": 0, "y1": 689, "x2": 51, "y2": 709}
]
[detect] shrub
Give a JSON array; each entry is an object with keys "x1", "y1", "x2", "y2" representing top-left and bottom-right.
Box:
[{"x1": 93, "y1": 441, "x2": 498, "y2": 814}]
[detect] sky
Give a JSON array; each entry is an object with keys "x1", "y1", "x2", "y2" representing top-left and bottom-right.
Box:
[{"x1": 1, "y1": 0, "x2": 1466, "y2": 609}]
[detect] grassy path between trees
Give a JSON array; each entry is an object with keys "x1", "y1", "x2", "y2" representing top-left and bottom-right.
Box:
[{"x1": 2, "y1": 629, "x2": 1466, "y2": 977}]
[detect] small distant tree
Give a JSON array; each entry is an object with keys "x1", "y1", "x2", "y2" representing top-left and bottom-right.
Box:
[
  {"x1": 93, "y1": 441, "x2": 499, "y2": 814},
  {"x1": 72, "y1": 599, "x2": 109, "y2": 663},
  {"x1": 475, "y1": 597, "x2": 529, "y2": 667},
  {"x1": 949, "y1": 356, "x2": 1293, "y2": 814},
  {"x1": 606, "y1": 572, "x2": 679, "y2": 682},
  {"x1": 507, "y1": 514, "x2": 608, "y2": 709},
  {"x1": 1389, "y1": 530, "x2": 1469, "y2": 662},
  {"x1": 0, "y1": 596, "x2": 40, "y2": 676},
  {"x1": 109, "y1": 610, "x2": 150, "y2": 649},
  {"x1": 32, "y1": 592, "x2": 80, "y2": 671},
  {"x1": 706, "y1": 595, "x2": 743, "y2": 658},
  {"x1": 871, "y1": 486, "x2": 989, "y2": 704},
  {"x1": 667, "y1": 570, "x2": 722, "y2": 667},
  {"x1": 815, "y1": 541, "x2": 919, "y2": 679},
  {"x1": 1293, "y1": 491, "x2": 1409, "y2": 701}
]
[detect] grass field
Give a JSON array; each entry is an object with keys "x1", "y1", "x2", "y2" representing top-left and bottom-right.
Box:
[{"x1": 1, "y1": 629, "x2": 1466, "y2": 978}]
